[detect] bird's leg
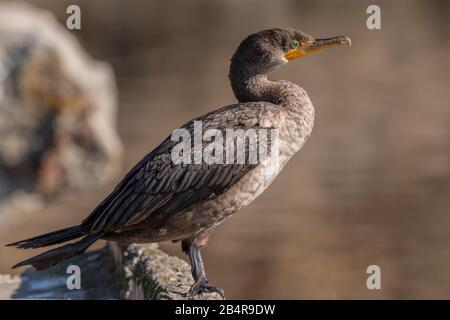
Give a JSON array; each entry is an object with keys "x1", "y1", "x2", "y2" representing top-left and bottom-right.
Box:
[
  {"x1": 187, "y1": 245, "x2": 225, "y2": 298},
  {"x1": 182, "y1": 240, "x2": 224, "y2": 299}
]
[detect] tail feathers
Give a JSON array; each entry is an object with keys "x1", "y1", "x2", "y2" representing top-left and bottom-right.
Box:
[
  {"x1": 12, "y1": 233, "x2": 100, "y2": 271},
  {"x1": 7, "y1": 226, "x2": 83, "y2": 249}
]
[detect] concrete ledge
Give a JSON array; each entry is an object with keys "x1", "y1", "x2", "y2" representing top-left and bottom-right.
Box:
[{"x1": 112, "y1": 243, "x2": 222, "y2": 300}]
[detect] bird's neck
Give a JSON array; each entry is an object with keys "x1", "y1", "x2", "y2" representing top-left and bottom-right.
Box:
[
  {"x1": 230, "y1": 70, "x2": 315, "y2": 156},
  {"x1": 229, "y1": 72, "x2": 305, "y2": 111}
]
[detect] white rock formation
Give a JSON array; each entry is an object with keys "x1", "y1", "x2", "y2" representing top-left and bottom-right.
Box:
[{"x1": 0, "y1": 2, "x2": 122, "y2": 216}]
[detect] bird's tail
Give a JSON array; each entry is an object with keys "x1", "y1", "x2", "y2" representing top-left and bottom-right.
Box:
[
  {"x1": 7, "y1": 225, "x2": 84, "y2": 249},
  {"x1": 9, "y1": 233, "x2": 100, "y2": 271}
]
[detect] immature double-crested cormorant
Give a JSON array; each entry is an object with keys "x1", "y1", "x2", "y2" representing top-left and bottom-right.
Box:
[{"x1": 8, "y1": 28, "x2": 350, "y2": 298}]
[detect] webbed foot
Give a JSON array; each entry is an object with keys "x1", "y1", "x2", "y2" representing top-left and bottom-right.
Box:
[{"x1": 188, "y1": 276, "x2": 225, "y2": 299}]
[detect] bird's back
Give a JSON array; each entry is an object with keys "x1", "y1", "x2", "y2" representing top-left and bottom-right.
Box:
[{"x1": 81, "y1": 101, "x2": 299, "y2": 241}]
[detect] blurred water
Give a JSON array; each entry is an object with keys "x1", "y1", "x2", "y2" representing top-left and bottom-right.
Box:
[{"x1": 0, "y1": 0, "x2": 449, "y2": 298}]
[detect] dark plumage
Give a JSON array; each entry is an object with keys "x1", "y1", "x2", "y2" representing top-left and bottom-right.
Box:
[{"x1": 7, "y1": 28, "x2": 350, "y2": 298}]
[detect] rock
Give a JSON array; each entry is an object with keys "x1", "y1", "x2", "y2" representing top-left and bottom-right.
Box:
[
  {"x1": 113, "y1": 243, "x2": 222, "y2": 300},
  {"x1": 0, "y1": 243, "x2": 221, "y2": 300},
  {"x1": 0, "y1": 2, "x2": 122, "y2": 213},
  {"x1": 0, "y1": 274, "x2": 21, "y2": 300},
  {"x1": 0, "y1": 247, "x2": 123, "y2": 299}
]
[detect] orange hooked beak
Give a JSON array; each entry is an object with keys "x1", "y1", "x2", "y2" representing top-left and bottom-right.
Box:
[{"x1": 284, "y1": 35, "x2": 351, "y2": 61}]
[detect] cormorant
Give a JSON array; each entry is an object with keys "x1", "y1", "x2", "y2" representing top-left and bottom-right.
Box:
[{"x1": 8, "y1": 28, "x2": 350, "y2": 298}]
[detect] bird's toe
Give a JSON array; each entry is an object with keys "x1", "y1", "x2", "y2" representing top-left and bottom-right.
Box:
[{"x1": 188, "y1": 278, "x2": 225, "y2": 299}]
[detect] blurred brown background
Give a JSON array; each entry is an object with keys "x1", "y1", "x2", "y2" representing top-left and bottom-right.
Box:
[{"x1": 1, "y1": 0, "x2": 449, "y2": 299}]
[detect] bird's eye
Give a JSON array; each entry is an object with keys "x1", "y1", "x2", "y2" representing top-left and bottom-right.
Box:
[{"x1": 289, "y1": 40, "x2": 300, "y2": 49}]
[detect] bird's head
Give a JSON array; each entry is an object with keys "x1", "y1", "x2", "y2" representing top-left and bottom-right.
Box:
[{"x1": 230, "y1": 28, "x2": 351, "y2": 77}]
